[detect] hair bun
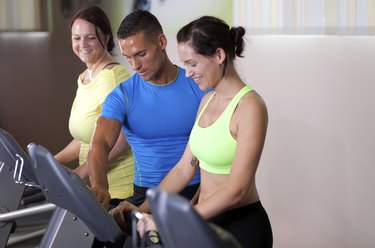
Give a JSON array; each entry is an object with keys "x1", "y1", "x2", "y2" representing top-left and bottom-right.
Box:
[{"x1": 230, "y1": 26, "x2": 246, "y2": 57}]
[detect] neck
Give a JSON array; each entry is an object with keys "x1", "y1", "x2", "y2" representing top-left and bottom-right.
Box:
[
  {"x1": 214, "y1": 65, "x2": 245, "y2": 98},
  {"x1": 150, "y1": 60, "x2": 178, "y2": 86},
  {"x1": 87, "y1": 52, "x2": 107, "y2": 80}
]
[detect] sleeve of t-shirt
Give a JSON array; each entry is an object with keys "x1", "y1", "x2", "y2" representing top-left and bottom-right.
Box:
[{"x1": 101, "y1": 85, "x2": 128, "y2": 123}]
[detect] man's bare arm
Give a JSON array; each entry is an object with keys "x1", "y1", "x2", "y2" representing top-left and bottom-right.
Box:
[{"x1": 87, "y1": 117, "x2": 124, "y2": 208}]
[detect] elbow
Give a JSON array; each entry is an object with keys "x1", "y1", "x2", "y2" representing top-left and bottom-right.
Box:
[{"x1": 229, "y1": 186, "x2": 249, "y2": 206}]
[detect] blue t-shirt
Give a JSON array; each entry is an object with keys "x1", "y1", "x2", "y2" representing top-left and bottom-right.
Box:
[{"x1": 102, "y1": 67, "x2": 206, "y2": 187}]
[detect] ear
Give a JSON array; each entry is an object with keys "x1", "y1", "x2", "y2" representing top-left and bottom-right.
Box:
[
  {"x1": 157, "y1": 34, "x2": 168, "y2": 50},
  {"x1": 105, "y1": 35, "x2": 110, "y2": 48},
  {"x1": 216, "y1": 48, "x2": 226, "y2": 64}
]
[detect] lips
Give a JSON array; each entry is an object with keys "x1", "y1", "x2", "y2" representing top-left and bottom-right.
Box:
[
  {"x1": 194, "y1": 76, "x2": 202, "y2": 83},
  {"x1": 138, "y1": 70, "x2": 147, "y2": 77},
  {"x1": 80, "y1": 49, "x2": 91, "y2": 54}
]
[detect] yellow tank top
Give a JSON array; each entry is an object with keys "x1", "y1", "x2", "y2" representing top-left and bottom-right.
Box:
[{"x1": 189, "y1": 85, "x2": 253, "y2": 174}]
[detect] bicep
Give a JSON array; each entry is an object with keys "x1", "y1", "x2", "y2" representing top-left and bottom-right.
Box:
[{"x1": 91, "y1": 117, "x2": 123, "y2": 152}]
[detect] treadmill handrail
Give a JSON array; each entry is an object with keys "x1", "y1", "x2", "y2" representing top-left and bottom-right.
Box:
[{"x1": 0, "y1": 203, "x2": 56, "y2": 222}]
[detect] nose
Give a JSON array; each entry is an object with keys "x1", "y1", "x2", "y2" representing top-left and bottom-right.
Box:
[
  {"x1": 130, "y1": 57, "x2": 141, "y2": 71},
  {"x1": 185, "y1": 67, "x2": 193, "y2": 78},
  {"x1": 79, "y1": 37, "x2": 88, "y2": 47}
]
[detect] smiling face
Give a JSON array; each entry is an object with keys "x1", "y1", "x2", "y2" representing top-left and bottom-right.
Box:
[
  {"x1": 71, "y1": 18, "x2": 106, "y2": 66},
  {"x1": 119, "y1": 32, "x2": 166, "y2": 82},
  {"x1": 178, "y1": 42, "x2": 224, "y2": 91}
]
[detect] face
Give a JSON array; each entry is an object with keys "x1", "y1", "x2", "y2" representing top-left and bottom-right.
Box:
[
  {"x1": 71, "y1": 18, "x2": 106, "y2": 66},
  {"x1": 178, "y1": 42, "x2": 224, "y2": 91},
  {"x1": 119, "y1": 32, "x2": 166, "y2": 82}
]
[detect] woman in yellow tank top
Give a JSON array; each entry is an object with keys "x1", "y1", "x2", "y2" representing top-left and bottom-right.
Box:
[
  {"x1": 54, "y1": 6, "x2": 134, "y2": 207},
  {"x1": 123, "y1": 16, "x2": 273, "y2": 248}
]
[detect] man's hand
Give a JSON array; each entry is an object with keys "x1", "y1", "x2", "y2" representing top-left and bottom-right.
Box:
[
  {"x1": 110, "y1": 201, "x2": 139, "y2": 232},
  {"x1": 91, "y1": 186, "x2": 111, "y2": 209}
]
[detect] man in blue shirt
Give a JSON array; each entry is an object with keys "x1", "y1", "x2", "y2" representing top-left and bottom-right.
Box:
[{"x1": 87, "y1": 10, "x2": 205, "y2": 209}]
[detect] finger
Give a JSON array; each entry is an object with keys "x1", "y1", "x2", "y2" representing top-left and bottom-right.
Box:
[{"x1": 136, "y1": 218, "x2": 146, "y2": 237}]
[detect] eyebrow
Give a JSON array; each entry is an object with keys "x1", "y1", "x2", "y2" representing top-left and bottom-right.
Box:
[
  {"x1": 71, "y1": 33, "x2": 96, "y2": 36},
  {"x1": 123, "y1": 49, "x2": 146, "y2": 57},
  {"x1": 182, "y1": 59, "x2": 195, "y2": 64}
]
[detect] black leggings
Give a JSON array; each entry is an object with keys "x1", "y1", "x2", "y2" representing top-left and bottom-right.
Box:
[{"x1": 209, "y1": 201, "x2": 273, "y2": 248}]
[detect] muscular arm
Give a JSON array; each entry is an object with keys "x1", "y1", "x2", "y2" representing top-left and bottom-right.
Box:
[
  {"x1": 74, "y1": 129, "x2": 130, "y2": 179},
  {"x1": 87, "y1": 117, "x2": 129, "y2": 207},
  {"x1": 195, "y1": 92, "x2": 268, "y2": 220}
]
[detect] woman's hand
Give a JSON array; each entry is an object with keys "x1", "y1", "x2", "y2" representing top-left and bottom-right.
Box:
[
  {"x1": 136, "y1": 213, "x2": 158, "y2": 237},
  {"x1": 73, "y1": 162, "x2": 89, "y2": 179}
]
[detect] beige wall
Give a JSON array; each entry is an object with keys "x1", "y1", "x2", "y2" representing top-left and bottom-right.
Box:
[
  {"x1": 167, "y1": 34, "x2": 375, "y2": 247},
  {"x1": 243, "y1": 36, "x2": 375, "y2": 248}
]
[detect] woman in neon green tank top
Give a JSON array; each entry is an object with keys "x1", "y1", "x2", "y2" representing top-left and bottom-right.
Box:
[{"x1": 132, "y1": 16, "x2": 273, "y2": 248}]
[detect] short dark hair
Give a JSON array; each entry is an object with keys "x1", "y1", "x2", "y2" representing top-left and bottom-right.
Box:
[
  {"x1": 70, "y1": 6, "x2": 115, "y2": 53},
  {"x1": 117, "y1": 10, "x2": 163, "y2": 40},
  {"x1": 177, "y1": 16, "x2": 246, "y2": 63}
]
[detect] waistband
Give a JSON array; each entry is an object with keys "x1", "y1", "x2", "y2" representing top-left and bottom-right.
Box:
[{"x1": 134, "y1": 184, "x2": 149, "y2": 196}]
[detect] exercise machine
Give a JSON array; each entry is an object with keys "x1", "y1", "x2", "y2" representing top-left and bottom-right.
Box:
[
  {"x1": 145, "y1": 188, "x2": 242, "y2": 248},
  {"x1": 1, "y1": 129, "x2": 123, "y2": 247},
  {"x1": 2, "y1": 128, "x2": 241, "y2": 247},
  {"x1": 0, "y1": 128, "x2": 54, "y2": 247},
  {"x1": 27, "y1": 143, "x2": 124, "y2": 247}
]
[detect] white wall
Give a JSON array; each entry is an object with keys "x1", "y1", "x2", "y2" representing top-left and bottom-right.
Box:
[{"x1": 166, "y1": 35, "x2": 375, "y2": 248}]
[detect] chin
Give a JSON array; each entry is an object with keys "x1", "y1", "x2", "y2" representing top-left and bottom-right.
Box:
[
  {"x1": 140, "y1": 75, "x2": 153, "y2": 82},
  {"x1": 198, "y1": 84, "x2": 209, "y2": 91}
]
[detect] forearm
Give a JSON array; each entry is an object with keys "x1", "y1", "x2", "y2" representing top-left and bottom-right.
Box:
[
  {"x1": 87, "y1": 117, "x2": 123, "y2": 190},
  {"x1": 55, "y1": 139, "x2": 80, "y2": 165},
  {"x1": 194, "y1": 185, "x2": 245, "y2": 220},
  {"x1": 73, "y1": 162, "x2": 89, "y2": 179},
  {"x1": 87, "y1": 143, "x2": 110, "y2": 191},
  {"x1": 158, "y1": 164, "x2": 195, "y2": 193},
  {"x1": 139, "y1": 161, "x2": 196, "y2": 213}
]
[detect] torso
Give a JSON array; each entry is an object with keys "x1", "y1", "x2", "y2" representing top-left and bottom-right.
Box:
[
  {"x1": 190, "y1": 85, "x2": 261, "y2": 207},
  {"x1": 102, "y1": 67, "x2": 207, "y2": 188},
  {"x1": 199, "y1": 170, "x2": 259, "y2": 207}
]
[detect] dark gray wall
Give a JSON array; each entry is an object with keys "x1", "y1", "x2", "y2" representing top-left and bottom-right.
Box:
[
  {"x1": 0, "y1": 2, "x2": 124, "y2": 154},
  {"x1": 0, "y1": 2, "x2": 76, "y2": 152}
]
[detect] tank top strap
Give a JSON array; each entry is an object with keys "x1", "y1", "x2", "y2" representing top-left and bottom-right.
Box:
[
  {"x1": 223, "y1": 85, "x2": 253, "y2": 119},
  {"x1": 196, "y1": 92, "x2": 216, "y2": 121}
]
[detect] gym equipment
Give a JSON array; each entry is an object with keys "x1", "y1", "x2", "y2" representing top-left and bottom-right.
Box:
[
  {"x1": 0, "y1": 128, "x2": 53, "y2": 247},
  {"x1": 27, "y1": 143, "x2": 124, "y2": 246},
  {"x1": 1, "y1": 129, "x2": 123, "y2": 247},
  {"x1": 145, "y1": 188, "x2": 242, "y2": 248},
  {"x1": 2, "y1": 128, "x2": 241, "y2": 247}
]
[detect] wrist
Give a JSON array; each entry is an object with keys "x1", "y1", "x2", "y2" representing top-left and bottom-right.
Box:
[
  {"x1": 144, "y1": 230, "x2": 162, "y2": 245},
  {"x1": 90, "y1": 177, "x2": 109, "y2": 191}
]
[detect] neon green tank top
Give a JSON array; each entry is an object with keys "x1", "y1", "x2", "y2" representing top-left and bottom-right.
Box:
[{"x1": 189, "y1": 85, "x2": 253, "y2": 174}]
